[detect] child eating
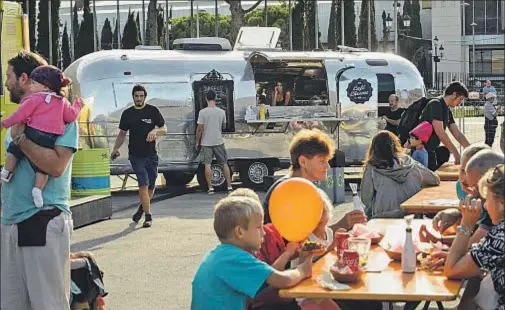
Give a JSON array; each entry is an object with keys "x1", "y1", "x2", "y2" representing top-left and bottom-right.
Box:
[
  {"x1": 191, "y1": 195, "x2": 313, "y2": 310},
  {"x1": 0, "y1": 65, "x2": 83, "y2": 207}
]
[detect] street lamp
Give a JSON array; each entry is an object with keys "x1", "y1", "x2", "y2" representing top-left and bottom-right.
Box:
[
  {"x1": 431, "y1": 36, "x2": 445, "y2": 90},
  {"x1": 385, "y1": 12, "x2": 410, "y2": 53}
]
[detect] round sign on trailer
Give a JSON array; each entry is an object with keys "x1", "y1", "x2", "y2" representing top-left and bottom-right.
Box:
[{"x1": 346, "y1": 78, "x2": 373, "y2": 104}]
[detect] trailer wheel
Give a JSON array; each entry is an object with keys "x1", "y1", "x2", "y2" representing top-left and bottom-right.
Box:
[
  {"x1": 163, "y1": 172, "x2": 195, "y2": 187},
  {"x1": 196, "y1": 164, "x2": 227, "y2": 191},
  {"x1": 240, "y1": 161, "x2": 271, "y2": 188}
]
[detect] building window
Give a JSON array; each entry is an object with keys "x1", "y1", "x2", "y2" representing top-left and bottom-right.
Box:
[
  {"x1": 422, "y1": 0, "x2": 431, "y2": 9},
  {"x1": 464, "y1": 0, "x2": 504, "y2": 35},
  {"x1": 469, "y1": 48, "x2": 505, "y2": 75}
]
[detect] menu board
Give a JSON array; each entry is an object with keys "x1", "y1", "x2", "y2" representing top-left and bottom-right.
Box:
[{"x1": 193, "y1": 80, "x2": 235, "y2": 132}]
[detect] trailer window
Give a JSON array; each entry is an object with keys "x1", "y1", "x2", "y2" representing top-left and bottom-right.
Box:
[
  {"x1": 252, "y1": 61, "x2": 329, "y2": 106},
  {"x1": 377, "y1": 74, "x2": 395, "y2": 104}
]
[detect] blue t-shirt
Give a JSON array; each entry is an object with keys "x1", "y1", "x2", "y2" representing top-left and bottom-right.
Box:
[
  {"x1": 191, "y1": 243, "x2": 274, "y2": 310},
  {"x1": 455, "y1": 180, "x2": 467, "y2": 200},
  {"x1": 412, "y1": 148, "x2": 429, "y2": 167},
  {"x1": 1, "y1": 122, "x2": 78, "y2": 224}
]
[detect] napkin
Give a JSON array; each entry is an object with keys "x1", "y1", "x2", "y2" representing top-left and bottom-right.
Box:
[
  {"x1": 426, "y1": 199, "x2": 460, "y2": 206},
  {"x1": 316, "y1": 271, "x2": 352, "y2": 291}
]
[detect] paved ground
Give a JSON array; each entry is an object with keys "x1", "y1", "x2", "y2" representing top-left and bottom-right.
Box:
[{"x1": 72, "y1": 190, "x2": 462, "y2": 310}]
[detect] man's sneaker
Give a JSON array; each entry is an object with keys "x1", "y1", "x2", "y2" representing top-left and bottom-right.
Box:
[
  {"x1": 132, "y1": 204, "x2": 144, "y2": 223},
  {"x1": 227, "y1": 186, "x2": 233, "y2": 192},
  {"x1": 207, "y1": 188, "x2": 214, "y2": 195},
  {"x1": 143, "y1": 214, "x2": 152, "y2": 228}
]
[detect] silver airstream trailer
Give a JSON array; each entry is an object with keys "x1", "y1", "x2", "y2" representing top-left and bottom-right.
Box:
[{"x1": 64, "y1": 27, "x2": 425, "y2": 189}]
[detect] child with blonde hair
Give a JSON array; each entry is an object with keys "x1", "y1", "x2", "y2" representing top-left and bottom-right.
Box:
[{"x1": 191, "y1": 196, "x2": 314, "y2": 310}]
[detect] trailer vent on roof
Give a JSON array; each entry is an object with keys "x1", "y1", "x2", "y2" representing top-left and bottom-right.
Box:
[{"x1": 172, "y1": 37, "x2": 232, "y2": 51}]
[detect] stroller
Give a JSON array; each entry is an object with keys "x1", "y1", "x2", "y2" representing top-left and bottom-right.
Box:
[{"x1": 70, "y1": 256, "x2": 108, "y2": 310}]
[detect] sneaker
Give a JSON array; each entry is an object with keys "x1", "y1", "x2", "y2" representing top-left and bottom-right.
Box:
[
  {"x1": 207, "y1": 188, "x2": 214, "y2": 195},
  {"x1": 227, "y1": 186, "x2": 233, "y2": 192},
  {"x1": 143, "y1": 214, "x2": 152, "y2": 228},
  {"x1": 132, "y1": 204, "x2": 144, "y2": 223}
]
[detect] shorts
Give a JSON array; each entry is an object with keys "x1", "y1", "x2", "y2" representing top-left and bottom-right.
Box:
[
  {"x1": 201, "y1": 144, "x2": 228, "y2": 165},
  {"x1": 129, "y1": 154, "x2": 158, "y2": 189},
  {"x1": 7, "y1": 126, "x2": 58, "y2": 174}
]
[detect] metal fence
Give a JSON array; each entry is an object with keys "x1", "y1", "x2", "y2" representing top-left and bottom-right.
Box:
[{"x1": 421, "y1": 71, "x2": 505, "y2": 92}]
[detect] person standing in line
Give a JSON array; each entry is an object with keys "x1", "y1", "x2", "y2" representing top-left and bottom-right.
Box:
[
  {"x1": 195, "y1": 90, "x2": 233, "y2": 194},
  {"x1": 483, "y1": 92, "x2": 498, "y2": 147},
  {"x1": 1, "y1": 51, "x2": 77, "y2": 310},
  {"x1": 383, "y1": 94, "x2": 405, "y2": 136},
  {"x1": 111, "y1": 84, "x2": 167, "y2": 228},
  {"x1": 419, "y1": 81, "x2": 471, "y2": 171}
]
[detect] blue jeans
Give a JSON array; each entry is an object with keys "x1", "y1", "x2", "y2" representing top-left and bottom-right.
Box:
[
  {"x1": 7, "y1": 126, "x2": 58, "y2": 174},
  {"x1": 129, "y1": 155, "x2": 159, "y2": 190}
]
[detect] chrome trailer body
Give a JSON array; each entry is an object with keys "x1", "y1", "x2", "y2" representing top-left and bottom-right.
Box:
[{"x1": 64, "y1": 48, "x2": 425, "y2": 187}]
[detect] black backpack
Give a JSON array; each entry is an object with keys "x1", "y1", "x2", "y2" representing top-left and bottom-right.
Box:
[{"x1": 397, "y1": 97, "x2": 431, "y2": 145}]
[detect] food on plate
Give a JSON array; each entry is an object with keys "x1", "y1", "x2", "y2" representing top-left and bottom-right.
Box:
[
  {"x1": 301, "y1": 240, "x2": 326, "y2": 255},
  {"x1": 350, "y1": 224, "x2": 384, "y2": 244},
  {"x1": 329, "y1": 264, "x2": 362, "y2": 283},
  {"x1": 441, "y1": 225, "x2": 457, "y2": 236}
]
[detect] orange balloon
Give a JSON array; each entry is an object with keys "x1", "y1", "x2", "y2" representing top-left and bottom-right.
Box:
[{"x1": 269, "y1": 177, "x2": 324, "y2": 242}]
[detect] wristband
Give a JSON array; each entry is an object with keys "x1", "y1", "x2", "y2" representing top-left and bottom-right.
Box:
[{"x1": 456, "y1": 225, "x2": 473, "y2": 237}]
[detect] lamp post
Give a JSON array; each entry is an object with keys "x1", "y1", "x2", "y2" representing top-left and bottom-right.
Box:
[
  {"x1": 461, "y1": 2, "x2": 470, "y2": 74},
  {"x1": 393, "y1": 0, "x2": 401, "y2": 53},
  {"x1": 471, "y1": 0, "x2": 476, "y2": 87},
  {"x1": 385, "y1": 12, "x2": 410, "y2": 54},
  {"x1": 431, "y1": 36, "x2": 445, "y2": 90}
]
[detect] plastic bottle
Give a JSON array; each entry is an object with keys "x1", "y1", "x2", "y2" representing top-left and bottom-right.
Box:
[
  {"x1": 349, "y1": 183, "x2": 365, "y2": 212},
  {"x1": 265, "y1": 107, "x2": 270, "y2": 119},
  {"x1": 401, "y1": 215, "x2": 416, "y2": 273},
  {"x1": 245, "y1": 106, "x2": 253, "y2": 121},
  {"x1": 259, "y1": 104, "x2": 266, "y2": 120}
]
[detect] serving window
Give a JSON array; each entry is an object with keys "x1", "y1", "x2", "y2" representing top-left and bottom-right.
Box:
[{"x1": 251, "y1": 60, "x2": 330, "y2": 107}]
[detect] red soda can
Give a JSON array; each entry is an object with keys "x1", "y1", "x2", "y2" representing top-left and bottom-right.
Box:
[
  {"x1": 334, "y1": 232, "x2": 350, "y2": 256},
  {"x1": 342, "y1": 250, "x2": 360, "y2": 273}
]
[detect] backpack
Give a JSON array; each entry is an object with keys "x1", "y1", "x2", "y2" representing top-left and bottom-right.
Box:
[{"x1": 397, "y1": 97, "x2": 431, "y2": 145}]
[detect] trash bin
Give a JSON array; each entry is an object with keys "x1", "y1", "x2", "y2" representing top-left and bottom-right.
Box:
[{"x1": 315, "y1": 150, "x2": 345, "y2": 204}]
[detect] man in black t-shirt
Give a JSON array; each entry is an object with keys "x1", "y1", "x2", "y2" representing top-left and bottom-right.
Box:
[
  {"x1": 111, "y1": 84, "x2": 167, "y2": 227},
  {"x1": 383, "y1": 94, "x2": 405, "y2": 135},
  {"x1": 419, "y1": 81, "x2": 471, "y2": 171}
]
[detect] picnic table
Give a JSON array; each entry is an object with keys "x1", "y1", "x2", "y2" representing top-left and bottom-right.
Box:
[
  {"x1": 279, "y1": 219, "x2": 463, "y2": 304},
  {"x1": 400, "y1": 182, "x2": 459, "y2": 214},
  {"x1": 436, "y1": 163, "x2": 461, "y2": 181}
]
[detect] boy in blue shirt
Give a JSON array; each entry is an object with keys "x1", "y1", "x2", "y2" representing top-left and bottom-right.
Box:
[{"x1": 191, "y1": 196, "x2": 313, "y2": 310}]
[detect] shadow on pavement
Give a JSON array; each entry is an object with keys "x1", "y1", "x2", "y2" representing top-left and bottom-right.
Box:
[{"x1": 71, "y1": 222, "x2": 139, "y2": 252}]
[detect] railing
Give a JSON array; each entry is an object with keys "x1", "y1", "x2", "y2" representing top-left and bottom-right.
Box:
[{"x1": 420, "y1": 71, "x2": 505, "y2": 91}]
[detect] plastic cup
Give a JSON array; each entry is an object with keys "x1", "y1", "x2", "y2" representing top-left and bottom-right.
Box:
[{"x1": 347, "y1": 237, "x2": 371, "y2": 267}]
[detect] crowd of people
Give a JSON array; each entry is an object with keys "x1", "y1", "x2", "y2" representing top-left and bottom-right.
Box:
[{"x1": 1, "y1": 49, "x2": 503, "y2": 310}]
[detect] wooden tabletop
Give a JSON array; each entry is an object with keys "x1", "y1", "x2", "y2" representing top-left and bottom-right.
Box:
[
  {"x1": 436, "y1": 163, "x2": 461, "y2": 181},
  {"x1": 400, "y1": 182, "x2": 459, "y2": 214},
  {"x1": 278, "y1": 219, "x2": 463, "y2": 302}
]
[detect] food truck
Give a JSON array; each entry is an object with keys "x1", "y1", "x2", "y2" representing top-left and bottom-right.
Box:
[
  {"x1": 0, "y1": 0, "x2": 29, "y2": 166},
  {"x1": 64, "y1": 27, "x2": 426, "y2": 189}
]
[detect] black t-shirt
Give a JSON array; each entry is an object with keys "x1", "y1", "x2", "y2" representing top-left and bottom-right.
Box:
[
  {"x1": 119, "y1": 104, "x2": 165, "y2": 157},
  {"x1": 419, "y1": 97, "x2": 455, "y2": 151},
  {"x1": 384, "y1": 108, "x2": 405, "y2": 135}
]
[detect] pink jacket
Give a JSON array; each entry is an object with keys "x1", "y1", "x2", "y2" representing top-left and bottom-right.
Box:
[{"x1": 1, "y1": 92, "x2": 83, "y2": 135}]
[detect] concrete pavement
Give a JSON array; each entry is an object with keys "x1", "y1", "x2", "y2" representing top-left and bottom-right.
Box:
[{"x1": 71, "y1": 190, "x2": 462, "y2": 310}]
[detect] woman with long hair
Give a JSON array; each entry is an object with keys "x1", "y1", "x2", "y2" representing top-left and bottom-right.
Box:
[{"x1": 360, "y1": 130, "x2": 440, "y2": 218}]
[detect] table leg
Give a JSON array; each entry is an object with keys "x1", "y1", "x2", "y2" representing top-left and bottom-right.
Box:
[
  {"x1": 389, "y1": 302, "x2": 393, "y2": 310},
  {"x1": 436, "y1": 301, "x2": 444, "y2": 310},
  {"x1": 422, "y1": 301, "x2": 431, "y2": 310},
  {"x1": 121, "y1": 174, "x2": 129, "y2": 191},
  {"x1": 403, "y1": 301, "x2": 421, "y2": 310}
]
